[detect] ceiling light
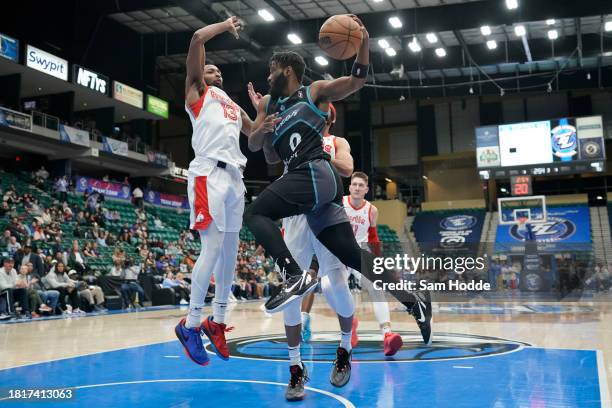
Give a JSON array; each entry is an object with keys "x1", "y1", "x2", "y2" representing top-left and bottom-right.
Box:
[
  {"x1": 514, "y1": 25, "x2": 526, "y2": 37},
  {"x1": 426, "y1": 33, "x2": 438, "y2": 43},
  {"x1": 605, "y1": 21, "x2": 612, "y2": 32},
  {"x1": 372, "y1": 0, "x2": 383, "y2": 2},
  {"x1": 422, "y1": 175, "x2": 428, "y2": 180},
  {"x1": 505, "y1": 0, "x2": 518, "y2": 10},
  {"x1": 500, "y1": 187, "x2": 508, "y2": 193},
  {"x1": 287, "y1": 33, "x2": 302, "y2": 44},
  {"x1": 547, "y1": 29, "x2": 558, "y2": 40},
  {"x1": 385, "y1": 47, "x2": 397, "y2": 57},
  {"x1": 385, "y1": 178, "x2": 393, "y2": 183},
  {"x1": 257, "y1": 9, "x2": 275, "y2": 22},
  {"x1": 37, "y1": 87, "x2": 42, "y2": 91},
  {"x1": 469, "y1": 86, "x2": 474, "y2": 94},
  {"x1": 480, "y1": 26, "x2": 491, "y2": 36},
  {"x1": 546, "y1": 19, "x2": 555, "y2": 25},
  {"x1": 597, "y1": 195, "x2": 604, "y2": 200},
  {"x1": 486, "y1": 40, "x2": 497, "y2": 49},
  {"x1": 378, "y1": 39, "x2": 390, "y2": 49},
  {"x1": 435, "y1": 47, "x2": 446, "y2": 57},
  {"x1": 314, "y1": 56, "x2": 328, "y2": 66},
  {"x1": 389, "y1": 16, "x2": 402, "y2": 29},
  {"x1": 408, "y1": 38, "x2": 421, "y2": 53}
]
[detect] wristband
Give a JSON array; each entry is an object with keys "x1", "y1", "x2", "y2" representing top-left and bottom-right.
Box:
[{"x1": 351, "y1": 62, "x2": 369, "y2": 79}]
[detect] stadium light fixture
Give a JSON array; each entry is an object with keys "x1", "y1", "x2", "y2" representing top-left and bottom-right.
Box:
[
  {"x1": 422, "y1": 175, "x2": 428, "y2": 180},
  {"x1": 378, "y1": 39, "x2": 390, "y2": 49},
  {"x1": 287, "y1": 33, "x2": 302, "y2": 44},
  {"x1": 501, "y1": 187, "x2": 508, "y2": 193},
  {"x1": 506, "y1": 0, "x2": 518, "y2": 10},
  {"x1": 486, "y1": 40, "x2": 497, "y2": 50},
  {"x1": 385, "y1": 47, "x2": 397, "y2": 57},
  {"x1": 547, "y1": 29, "x2": 558, "y2": 40},
  {"x1": 372, "y1": 0, "x2": 383, "y2": 2},
  {"x1": 315, "y1": 56, "x2": 328, "y2": 66},
  {"x1": 408, "y1": 38, "x2": 421, "y2": 53},
  {"x1": 257, "y1": 9, "x2": 275, "y2": 22},
  {"x1": 480, "y1": 26, "x2": 492, "y2": 36},
  {"x1": 385, "y1": 178, "x2": 393, "y2": 183},
  {"x1": 514, "y1": 25, "x2": 526, "y2": 37},
  {"x1": 546, "y1": 19, "x2": 556, "y2": 25},
  {"x1": 605, "y1": 21, "x2": 612, "y2": 32},
  {"x1": 389, "y1": 17, "x2": 403, "y2": 29},
  {"x1": 435, "y1": 47, "x2": 446, "y2": 57},
  {"x1": 426, "y1": 33, "x2": 438, "y2": 43}
]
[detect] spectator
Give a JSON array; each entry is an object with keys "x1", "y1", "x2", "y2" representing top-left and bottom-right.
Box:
[
  {"x1": 8, "y1": 217, "x2": 27, "y2": 241},
  {"x1": 43, "y1": 262, "x2": 83, "y2": 315},
  {"x1": 0, "y1": 230, "x2": 10, "y2": 248},
  {"x1": 25, "y1": 262, "x2": 59, "y2": 313},
  {"x1": 68, "y1": 270, "x2": 106, "y2": 312},
  {"x1": 40, "y1": 208, "x2": 52, "y2": 225},
  {"x1": 83, "y1": 242, "x2": 97, "y2": 258},
  {"x1": 0, "y1": 258, "x2": 30, "y2": 317},
  {"x1": 143, "y1": 252, "x2": 156, "y2": 274},
  {"x1": 16, "y1": 265, "x2": 52, "y2": 317},
  {"x1": 15, "y1": 245, "x2": 45, "y2": 277},
  {"x1": 30, "y1": 219, "x2": 46, "y2": 241},
  {"x1": 73, "y1": 224, "x2": 84, "y2": 238},
  {"x1": 62, "y1": 203, "x2": 73, "y2": 221},
  {"x1": 68, "y1": 240, "x2": 89, "y2": 275},
  {"x1": 55, "y1": 176, "x2": 68, "y2": 203},
  {"x1": 7, "y1": 235, "x2": 21, "y2": 256},
  {"x1": 162, "y1": 271, "x2": 190, "y2": 304},
  {"x1": 122, "y1": 260, "x2": 145, "y2": 309},
  {"x1": 112, "y1": 247, "x2": 126, "y2": 268},
  {"x1": 35, "y1": 166, "x2": 49, "y2": 181},
  {"x1": 132, "y1": 186, "x2": 144, "y2": 209}
]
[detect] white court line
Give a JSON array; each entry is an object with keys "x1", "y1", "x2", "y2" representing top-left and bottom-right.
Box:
[
  {"x1": 0, "y1": 379, "x2": 355, "y2": 407},
  {"x1": 597, "y1": 350, "x2": 612, "y2": 408},
  {"x1": 452, "y1": 366, "x2": 473, "y2": 369}
]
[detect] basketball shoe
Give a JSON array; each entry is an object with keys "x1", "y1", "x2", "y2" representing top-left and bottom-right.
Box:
[
  {"x1": 285, "y1": 363, "x2": 309, "y2": 401},
  {"x1": 174, "y1": 318, "x2": 209, "y2": 366},
  {"x1": 201, "y1": 315, "x2": 233, "y2": 360},
  {"x1": 265, "y1": 270, "x2": 318, "y2": 313},
  {"x1": 383, "y1": 332, "x2": 403, "y2": 356},
  {"x1": 330, "y1": 347, "x2": 352, "y2": 387},
  {"x1": 405, "y1": 291, "x2": 433, "y2": 345}
]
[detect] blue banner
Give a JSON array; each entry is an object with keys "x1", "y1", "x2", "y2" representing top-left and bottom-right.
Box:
[
  {"x1": 76, "y1": 177, "x2": 131, "y2": 200},
  {"x1": 145, "y1": 190, "x2": 189, "y2": 209},
  {"x1": 102, "y1": 136, "x2": 128, "y2": 156},
  {"x1": 496, "y1": 206, "x2": 591, "y2": 252},
  {"x1": 0, "y1": 33, "x2": 18, "y2": 62},
  {"x1": 413, "y1": 211, "x2": 485, "y2": 252},
  {"x1": 59, "y1": 124, "x2": 90, "y2": 147}
]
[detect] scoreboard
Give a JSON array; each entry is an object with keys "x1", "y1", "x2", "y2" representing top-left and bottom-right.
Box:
[
  {"x1": 476, "y1": 115, "x2": 605, "y2": 179},
  {"x1": 510, "y1": 175, "x2": 532, "y2": 196}
]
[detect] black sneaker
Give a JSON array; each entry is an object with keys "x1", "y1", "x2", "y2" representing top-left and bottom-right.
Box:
[
  {"x1": 285, "y1": 363, "x2": 309, "y2": 401},
  {"x1": 404, "y1": 291, "x2": 433, "y2": 345},
  {"x1": 265, "y1": 270, "x2": 318, "y2": 313},
  {"x1": 330, "y1": 347, "x2": 352, "y2": 387}
]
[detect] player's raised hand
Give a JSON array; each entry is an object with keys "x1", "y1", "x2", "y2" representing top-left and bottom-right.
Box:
[
  {"x1": 247, "y1": 82, "x2": 263, "y2": 110},
  {"x1": 225, "y1": 16, "x2": 241, "y2": 39},
  {"x1": 347, "y1": 14, "x2": 368, "y2": 41},
  {"x1": 261, "y1": 113, "x2": 280, "y2": 133}
]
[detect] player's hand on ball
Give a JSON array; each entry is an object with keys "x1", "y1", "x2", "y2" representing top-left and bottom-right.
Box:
[
  {"x1": 225, "y1": 16, "x2": 241, "y2": 39},
  {"x1": 262, "y1": 113, "x2": 280, "y2": 133},
  {"x1": 247, "y1": 82, "x2": 263, "y2": 110},
  {"x1": 347, "y1": 14, "x2": 368, "y2": 41}
]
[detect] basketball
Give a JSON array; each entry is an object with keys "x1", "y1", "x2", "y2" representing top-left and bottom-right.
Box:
[{"x1": 318, "y1": 14, "x2": 363, "y2": 60}]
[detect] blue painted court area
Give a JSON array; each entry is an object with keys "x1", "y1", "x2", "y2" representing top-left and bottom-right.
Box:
[{"x1": 0, "y1": 331, "x2": 604, "y2": 407}]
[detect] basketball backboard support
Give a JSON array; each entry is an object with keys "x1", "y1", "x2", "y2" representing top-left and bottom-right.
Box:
[{"x1": 498, "y1": 195, "x2": 547, "y2": 225}]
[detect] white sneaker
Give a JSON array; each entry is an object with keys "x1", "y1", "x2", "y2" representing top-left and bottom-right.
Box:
[
  {"x1": 73, "y1": 309, "x2": 86, "y2": 315},
  {"x1": 66, "y1": 305, "x2": 73, "y2": 313},
  {"x1": 179, "y1": 299, "x2": 189, "y2": 305}
]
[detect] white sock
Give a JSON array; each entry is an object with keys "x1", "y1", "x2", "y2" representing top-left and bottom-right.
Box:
[
  {"x1": 186, "y1": 307, "x2": 202, "y2": 329},
  {"x1": 382, "y1": 325, "x2": 391, "y2": 335},
  {"x1": 288, "y1": 345, "x2": 301, "y2": 366},
  {"x1": 301, "y1": 312, "x2": 310, "y2": 325},
  {"x1": 340, "y1": 331, "x2": 352, "y2": 352},
  {"x1": 213, "y1": 300, "x2": 227, "y2": 324}
]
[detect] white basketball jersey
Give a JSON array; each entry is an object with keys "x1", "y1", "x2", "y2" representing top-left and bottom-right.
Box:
[
  {"x1": 343, "y1": 195, "x2": 371, "y2": 244},
  {"x1": 322, "y1": 135, "x2": 337, "y2": 160},
  {"x1": 185, "y1": 85, "x2": 247, "y2": 175}
]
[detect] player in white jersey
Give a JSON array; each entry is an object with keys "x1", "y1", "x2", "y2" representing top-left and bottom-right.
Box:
[{"x1": 175, "y1": 16, "x2": 277, "y2": 367}]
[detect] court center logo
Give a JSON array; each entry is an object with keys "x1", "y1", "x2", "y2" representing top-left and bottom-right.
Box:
[
  {"x1": 509, "y1": 217, "x2": 575, "y2": 242},
  {"x1": 217, "y1": 331, "x2": 528, "y2": 362}
]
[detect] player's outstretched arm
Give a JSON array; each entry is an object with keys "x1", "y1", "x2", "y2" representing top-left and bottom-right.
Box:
[
  {"x1": 248, "y1": 95, "x2": 275, "y2": 150},
  {"x1": 332, "y1": 137, "x2": 354, "y2": 177},
  {"x1": 310, "y1": 15, "x2": 369, "y2": 103},
  {"x1": 185, "y1": 16, "x2": 241, "y2": 103}
]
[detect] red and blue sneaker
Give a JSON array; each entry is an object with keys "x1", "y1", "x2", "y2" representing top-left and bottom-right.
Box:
[
  {"x1": 174, "y1": 318, "x2": 209, "y2": 366},
  {"x1": 201, "y1": 316, "x2": 233, "y2": 360}
]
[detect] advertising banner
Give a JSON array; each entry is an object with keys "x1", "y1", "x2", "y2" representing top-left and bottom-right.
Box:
[
  {"x1": 0, "y1": 33, "x2": 18, "y2": 62},
  {"x1": 413, "y1": 210, "x2": 485, "y2": 252},
  {"x1": 73, "y1": 64, "x2": 109, "y2": 95},
  {"x1": 495, "y1": 206, "x2": 591, "y2": 252},
  {"x1": 102, "y1": 136, "x2": 128, "y2": 156},
  {"x1": 146, "y1": 95, "x2": 169, "y2": 118},
  {"x1": 113, "y1": 80, "x2": 143, "y2": 109},
  {"x1": 59, "y1": 124, "x2": 90, "y2": 147},
  {"x1": 76, "y1": 177, "x2": 131, "y2": 200},
  {"x1": 145, "y1": 190, "x2": 189, "y2": 209},
  {"x1": 0, "y1": 106, "x2": 32, "y2": 131},
  {"x1": 26, "y1": 45, "x2": 68, "y2": 81}
]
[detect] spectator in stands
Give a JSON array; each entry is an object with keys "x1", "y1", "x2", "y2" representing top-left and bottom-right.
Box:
[
  {"x1": 86, "y1": 192, "x2": 98, "y2": 212},
  {"x1": 120, "y1": 223, "x2": 131, "y2": 242},
  {"x1": 94, "y1": 227, "x2": 109, "y2": 247},
  {"x1": 17, "y1": 265, "x2": 51, "y2": 317},
  {"x1": 162, "y1": 271, "x2": 190, "y2": 304},
  {"x1": 62, "y1": 203, "x2": 73, "y2": 222},
  {"x1": 35, "y1": 166, "x2": 49, "y2": 181},
  {"x1": 15, "y1": 245, "x2": 45, "y2": 277},
  {"x1": 55, "y1": 176, "x2": 68, "y2": 203},
  {"x1": 0, "y1": 230, "x2": 10, "y2": 248},
  {"x1": 73, "y1": 224, "x2": 84, "y2": 238},
  {"x1": 8, "y1": 217, "x2": 27, "y2": 241},
  {"x1": 68, "y1": 240, "x2": 89, "y2": 275},
  {"x1": 44, "y1": 222, "x2": 62, "y2": 241},
  {"x1": 112, "y1": 248, "x2": 126, "y2": 269},
  {"x1": 40, "y1": 208, "x2": 52, "y2": 225},
  {"x1": 121, "y1": 259, "x2": 145, "y2": 309},
  {"x1": 83, "y1": 242, "x2": 97, "y2": 258},
  {"x1": 7, "y1": 235, "x2": 20, "y2": 256},
  {"x1": 106, "y1": 233, "x2": 117, "y2": 246},
  {"x1": 30, "y1": 219, "x2": 46, "y2": 241},
  {"x1": 267, "y1": 269, "x2": 282, "y2": 294},
  {"x1": 1, "y1": 258, "x2": 32, "y2": 318},
  {"x1": 44, "y1": 262, "x2": 83, "y2": 315},
  {"x1": 24, "y1": 262, "x2": 58, "y2": 314},
  {"x1": 132, "y1": 186, "x2": 144, "y2": 209},
  {"x1": 68, "y1": 270, "x2": 106, "y2": 312},
  {"x1": 256, "y1": 267, "x2": 269, "y2": 297},
  {"x1": 76, "y1": 211, "x2": 88, "y2": 226},
  {"x1": 144, "y1": 252, "x2": 156, "y2": 274}
]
